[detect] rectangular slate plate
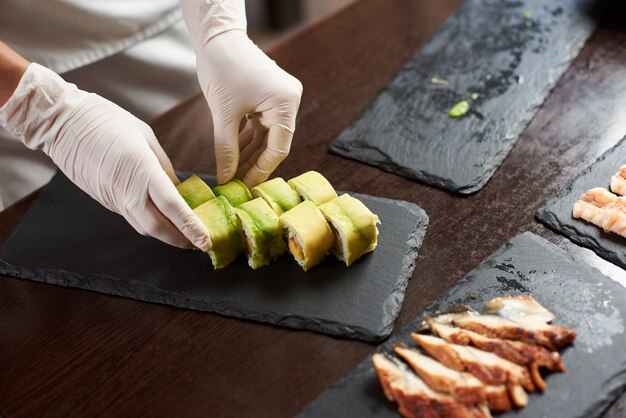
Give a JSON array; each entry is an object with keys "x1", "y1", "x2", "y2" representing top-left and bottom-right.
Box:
[
  {"x1": 330, "y1": 0, "x2": 596, "y2": 194},
  {"x1": 0, "y1": 172, "x2": 428, "y2": 341},
  {"x1": 298, "y1": 232, "x2": 626, "y2": 418},
  {"x1": 537, "y1": 135, "x2": 626, "y2": 270}
]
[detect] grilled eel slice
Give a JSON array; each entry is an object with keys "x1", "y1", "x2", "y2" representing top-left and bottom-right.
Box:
[
  {"x1": 427, "y1": 319, "x2": 565, "y2": 391},
  {"x1": 440, "y1": 312, "x2": 575, "y2": 351},
  {"x1": 372, "y1": 353, "x2": 492, "y2": 418},
  {"x1": 393, "y1": 346, "x2": 514, "y2": 412},
  {"x1": 412, "y1": 334, "x2": 533, "y2": 408}
]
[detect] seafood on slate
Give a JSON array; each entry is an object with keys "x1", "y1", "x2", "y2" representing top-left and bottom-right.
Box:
[
  {"x1": 427, "y1": 319, "x2": 563, "y2": 391},
  {"x1": 394, "y1": 345, "x2": 488, "y2": 405},
  {"x1": 573, "y1": 187, "x2": 626, "y2": 238},
  {"x1": 372, "y1": 296, "x2": 576, "y2": 418},
  {"x1": 610, "y1": 165, "x2": 626, "y2": 196},
  {"x1": 372, "y1": 354, "x2": 492, "y2": 418}
]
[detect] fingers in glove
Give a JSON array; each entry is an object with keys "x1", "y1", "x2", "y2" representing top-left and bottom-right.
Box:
[
  {"x1": 125, "y1": 197, "x2": 195, "y2": 249},
  {"x1": 141, "y1": 123, "x2": 180, "y2": 185},
  {"x1": 242, "y1": 125, "x2": 292, "y2": 187},
  {"x1": 236, "y1": 128, "x2": 266, "y2": 179},
  {"x1": 213, "y1": 114, "x2": 241, "y2": 184},
  {"x1": 238, "y1": 120, "x2": 255, "y2": 152},
  {"x1": 148, "y1": 171, "x2": 212, "y2": 251}
]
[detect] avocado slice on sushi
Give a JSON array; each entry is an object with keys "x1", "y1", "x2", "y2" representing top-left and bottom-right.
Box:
[
  {"x1": 213, "y1": 179, "x2": 253, "y2": 206},
  {"x1": 251, "y1": 177, "x2": 301, "y2": 215},
  {"x1": 320, "y1": 194, "x2": 380, "y2": 266},
  {"x1": 279, "y1": 201, "x2": 334, "y2": 271},
  {"x1": 176, "y1": 174, "x2": 215, "y2": 209},
  {"x1": 193, "y1": 196, "x2": 244, "y2": 269},
  {"x1": 288, "y1": 171, "x2": 337, "y2": 206},
  {"x1": 235, "y1": 198, "x2": 287, "y2": 269}
]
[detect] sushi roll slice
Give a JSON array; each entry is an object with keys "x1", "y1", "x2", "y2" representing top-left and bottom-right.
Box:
[
  {"x1": 288, "y1": 171, "x2": 337, "y2": 205},
  {"x1": 279, "y1": 201, "x2": 334, "y2": 271},
  {"x1": 193, "y1": 196, "x2": 244, "y2": 269},
  {"x1": 235, "y1": 198, "x2": 287, "y2": 269},
  {"x1": 213, "y1": 179, "x2": 253, "y2": 206},
  {"x1": 251, "y1": 178, "x2": 301, "y2": 215},
  {"x1": 320, "y1": 194, "x2": 380, "y2": 266},
  {"x1": 176, "y1": 174, "x2": 215, "y2": 209}
]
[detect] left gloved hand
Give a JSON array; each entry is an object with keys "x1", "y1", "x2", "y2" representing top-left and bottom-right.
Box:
[
  {"x1": 181, "y1": 0, "x2": 303, "y2": 187},
  {"x1": 0, "y1": 63, "x2": 212, "y2": 251}
]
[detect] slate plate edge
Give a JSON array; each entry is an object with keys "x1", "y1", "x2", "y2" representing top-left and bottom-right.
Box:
[
  {"x1": 297, "y1": 231, "x2": 626, "y2": 418},
  {"x1": 535, "y1": 137, "x2": 626, "y2": 268},
  {"x1": 0, "y1": 195, "x2": 428, "y2": 342},
  {"x1": 329, "y1": 0, "x2": 595, "y2": 195}
]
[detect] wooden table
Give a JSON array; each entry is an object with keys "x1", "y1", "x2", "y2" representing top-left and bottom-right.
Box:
[{"x1": 1, "y1": 1, "x2": 625, "y2": 416}]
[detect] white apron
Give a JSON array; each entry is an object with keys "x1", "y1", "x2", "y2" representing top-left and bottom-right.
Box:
[{"x1": 0, "y1": 1, "x2": 200, "y2": 210}]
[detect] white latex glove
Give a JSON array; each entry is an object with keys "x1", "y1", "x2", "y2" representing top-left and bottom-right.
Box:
[
  {"x1": 181, "y1": 0, "x2": 303, "y2": 187},
  {"x1": 0, "y1": 63, "x2": 212, "y2": 251}
]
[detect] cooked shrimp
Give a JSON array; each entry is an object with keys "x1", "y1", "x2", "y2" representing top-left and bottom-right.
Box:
[
  {"x1": 573, "y1": 187, "x2": 626, "y2": 237},
  {"x1": 610, "y1": 165, "x2": 626, "y2": 196}
]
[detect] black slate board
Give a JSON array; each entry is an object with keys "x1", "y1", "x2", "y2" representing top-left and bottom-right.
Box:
[
  {"x1": 537, "y1": 135, "x2": 626, "y2": 271},
  {"x1": 0, "y1": 172, "x2": 428, "y2": 342},
  {"x1": 298, "y1": 232, "x2": 626, "y2": 418},
  {"x1": 330, "y1": 0, "x2": 595, "y2": 194}
]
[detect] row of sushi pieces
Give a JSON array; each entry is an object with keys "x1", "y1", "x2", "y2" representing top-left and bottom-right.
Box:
[
  {"x1": 372, "y1": 296, "x2": 577, "y2": 418},
  {"x1": 175, "y1": 171, "x2": 380, "y2": 270},
  {"x1": 573, "y1": 165, "x2": 626, "y2": 237}
]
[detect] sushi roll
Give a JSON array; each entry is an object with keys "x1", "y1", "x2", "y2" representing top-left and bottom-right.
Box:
[
  {"x1": 288, "y1": 171, "x2": 337, "y2": 205},
  {"x1": 279, "y1": 201, "x2": 334, "y2": 271},
  {"x1": 235, "y1": 198, "x2": 287, "y2": 269},
  {"x1": 320, "y1": 194, "x2": 380, "y2": 266},
  {"x1": 251, "y1": 177, "x2": 301, "y2": 215},
  {"x1": 213, "y1": 179, "x2": 253, "y2": 206},
  {"x1": 193, "y1": 196, "x2": 244, "y2": 269},
  {"x1": 176, "y1": 174, "x2": 215, "y2": 209}
]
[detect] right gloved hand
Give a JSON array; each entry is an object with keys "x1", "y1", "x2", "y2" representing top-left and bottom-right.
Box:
[
  {"x1": 180, "y1": 0, "x2": 303, "y2": 187},
  {"x1": 0, "y1": 63, "x2": 212, "y2": 251}
]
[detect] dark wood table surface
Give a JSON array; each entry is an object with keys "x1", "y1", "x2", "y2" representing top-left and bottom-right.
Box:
[{"x1": 1, "y1": 1, "x2": 625, "y2": 416}]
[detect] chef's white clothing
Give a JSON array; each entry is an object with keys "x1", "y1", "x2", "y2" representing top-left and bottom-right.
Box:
[{"x1": 0, "y1": 2, "x2": 199, "y2": 211}]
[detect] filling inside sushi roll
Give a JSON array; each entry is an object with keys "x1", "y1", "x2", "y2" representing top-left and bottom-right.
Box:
[
  {"x1": 288, "y1": 231, "x2": 306, "y2": 262},
  {"x1": 279, "y1": 201, "x2": 334, "y2": 271}
]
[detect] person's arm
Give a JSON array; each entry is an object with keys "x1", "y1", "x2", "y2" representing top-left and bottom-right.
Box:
[
  {"x1": 0, "y1": 42, "x2": 29, "y2": 106},
  {"x1": 180, "y1": 0, "x2": 303, "y2": 187},
  {"x1": 0, "y1": 42, "x2": 211, "y2": 251}
]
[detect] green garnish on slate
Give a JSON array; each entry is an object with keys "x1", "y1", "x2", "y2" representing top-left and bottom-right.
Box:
[
  {"x1": 448, "y1": 100, "x2": 470, "y2": 118},
  {"x1": 523, "y1": 10, "x2": 532, "y2": 19}
]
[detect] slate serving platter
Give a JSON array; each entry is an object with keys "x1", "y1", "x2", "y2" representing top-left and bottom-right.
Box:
[
  {"x1": 537, "y1": 135, "x2": 626, "y2": 271},
  {"x1": 0, "y1": 172, "x2": 428, "y2": 342},
  {"x1": 330, "y1": 0, "x2": 596, "y2": 194},
  {"x1": 298, "y1": 232, "x2": 626, "y2": 418}
]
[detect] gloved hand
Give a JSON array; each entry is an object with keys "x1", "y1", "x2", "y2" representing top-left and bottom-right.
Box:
[
  {"x1": 181, "y1": 0, "x2": 303, "y2": 187},
  {"x1": 0, "y1": 63, "x2": 212, "y2": 251}
]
